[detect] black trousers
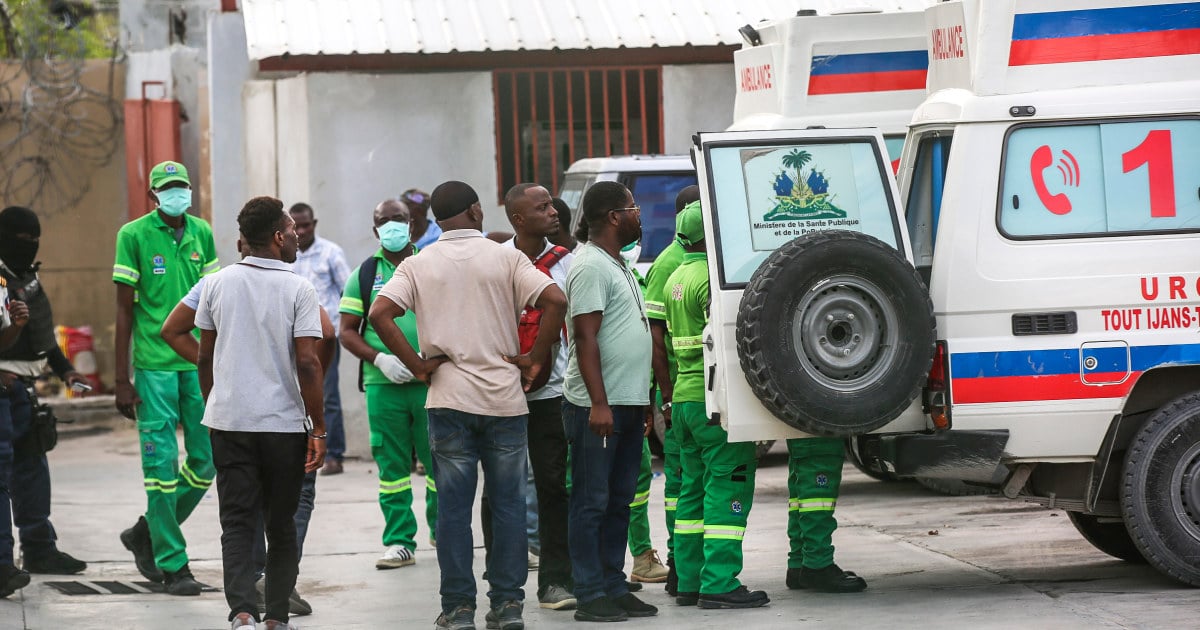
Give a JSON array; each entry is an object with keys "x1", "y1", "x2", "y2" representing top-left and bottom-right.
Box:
[
  {"x1": 211, "y1": 429, "x2": 307, "y2": 623},
  {"x1": 482, "y1": 396, "x2": 572, "y2": 594}
]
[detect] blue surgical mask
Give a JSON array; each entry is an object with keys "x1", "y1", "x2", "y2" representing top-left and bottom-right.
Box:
[
  {"x1": 378, "y1": 221, "x2": 411, "y2": 252},
  {"x1": 155, "y1": 187, "x2": 192, "y2": 217}
]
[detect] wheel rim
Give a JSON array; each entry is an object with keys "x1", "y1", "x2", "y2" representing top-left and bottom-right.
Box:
[
  {"x1": 791, "y1": 274, "x2": 898, "y2": 393},
  {"x1": 1170, "y1": 441, "x2": 1200, "y2": 544}
]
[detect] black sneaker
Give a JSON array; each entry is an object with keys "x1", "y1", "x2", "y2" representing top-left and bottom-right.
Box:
[
  {"x1": 625, "y1": 580, "x2": 642, "y2": 592},
  {"x1": 675, "y1": 592, "x2": 699, "y2": 607},
  {"x1": 792, "y1": 563, "x2": 866, "y2": 593},
  {"x1": 573, "y1": 596, "x2": 628, "y2": 622},
  {"x1": 120, "y1": 516, "x2": 164, "y2": 583},
  {"x1": 0, "y1": 564, "x2": 31, "y2": 598},
  {"x1": 485, "y1": 600, "x2": 523, "y2": 630},
  {"x1": 436, "y1": 603, "x2": 476, "y2": 630},
  {"x1": 23, "y1": 549, "x2": 87, "y2": 575},
  {"x1": 664, "y1": 558, "x2": 678, "y2": 596},
  {"x1": 698, "y1": 585, "x2": 770, "y2": 609},
  {"x1": 613, "y1": 593, "x2": 657, "y2": 617},
  {"x1": 163, "y1": 563, "x2": 202, "y2": 596}
]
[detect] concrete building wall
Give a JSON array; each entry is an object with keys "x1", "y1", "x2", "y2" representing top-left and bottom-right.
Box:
[
  {"x1": 207, "y1": 11, "x2": 254, "y2": 265},
  {"x1": 662, "y1": 63, "x2": 737, "y2": 153}
]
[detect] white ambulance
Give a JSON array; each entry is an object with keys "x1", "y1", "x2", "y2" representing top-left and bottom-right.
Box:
[
  {"x1": 726, "y1": 1, "x2": 938, "y2": 476},
  {"x1": 695, "y1": 0, "x2": 1200, "y2": 586}
]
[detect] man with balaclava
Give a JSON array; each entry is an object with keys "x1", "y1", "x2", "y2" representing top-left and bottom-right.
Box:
[
  {"x1": 112, "y1": 160, "x2": 219, "y2": 596},
  {"x1": 0, "y1": 206, "x2": 89, "y2": 598},
  {"x1": 339, "y1": 199, "x2": 436, "y2": 571}
]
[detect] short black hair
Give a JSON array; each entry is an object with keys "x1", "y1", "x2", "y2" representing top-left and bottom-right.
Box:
[
  {"x1": 675, "y1": 185, "x2": 700, "y2": 213},
  {"x1": 581, "y1": 181, "x2": 629, "y2": 228},
  {"x1": 289, "y1": 202, "x2": 314, "y2": 218},
  {"x1": 504, "y1": 183, "x2": 541, "y2": 218},
  {"x1": 238, "y1": 196, "x2": 287, "y2": 247},
  {"x1": 430, "y1": 180, "x2": 479, "y2": 221},
  {"x1": 551, "y1": 197, "x2": 571, "y2": 229}
]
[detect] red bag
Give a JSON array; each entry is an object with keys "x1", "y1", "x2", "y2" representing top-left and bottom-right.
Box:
[{"x1": 517, "y1": 246, "x2": 569, "y2": 391}]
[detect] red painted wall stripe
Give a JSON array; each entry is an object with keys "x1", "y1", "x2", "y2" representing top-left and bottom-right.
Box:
[
  {"x1": 1009, "y1": 28, "x2": 1200, "y2": 65},
  {"x1": 807, "y1": 69, "x2": 927, "y2": 95},
  {"x1": 952, "y1": 372, "x2": 1136, "y2": 404}
]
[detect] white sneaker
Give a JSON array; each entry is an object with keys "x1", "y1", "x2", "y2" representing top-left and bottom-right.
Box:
[
  {"x1": 528, "y1": 550, "x2": 539, "y2": 570},
  {"x1": 376, "y1": 545, "x2": 416, "y2": 570}
]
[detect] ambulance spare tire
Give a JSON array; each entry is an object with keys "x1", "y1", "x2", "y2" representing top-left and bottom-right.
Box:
[{"x1": 736, "y1": 230, "x2": 934, "y2": 437}]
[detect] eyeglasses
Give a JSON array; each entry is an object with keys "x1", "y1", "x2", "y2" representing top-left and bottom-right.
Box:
[{"x1": 611, "y1": 205, "x2": 641, "y2": 214}]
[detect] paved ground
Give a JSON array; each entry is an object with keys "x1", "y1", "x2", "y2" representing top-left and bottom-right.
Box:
[{"x1": 1, "y1": 422, "x2": 1196, "y2": 629}]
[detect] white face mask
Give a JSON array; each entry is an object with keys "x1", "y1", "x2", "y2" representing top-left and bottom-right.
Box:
[{"x1": 620, "y1": 241, "x2": 641, "y2": 266}]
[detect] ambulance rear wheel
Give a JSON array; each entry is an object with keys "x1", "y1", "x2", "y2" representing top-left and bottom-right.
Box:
[
  {"x1": 1066, "y1": 512, "x2": 1146, "y2": 564},
  {"x1": 1121, "y1": 392, "x2": 1200, "y2": 586},
  {"x1": 736, "y1": 230, "x2": 935, "y2": 437}
]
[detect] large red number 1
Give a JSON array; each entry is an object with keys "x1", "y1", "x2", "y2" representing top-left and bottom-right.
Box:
[{"x1": 1122, "y1": 129, "x2": 1176, "y2": 218}]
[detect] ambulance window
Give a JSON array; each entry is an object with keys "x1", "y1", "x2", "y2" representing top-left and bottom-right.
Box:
[
  {"x1": 706, "y1": 138, "x2": 902, "y2": 288},
  {"x1": 999, "y1": 119, "x2": 1200, "y2": 238},
  {"x1": 626, "y1": 172, "x2": 698, "y2": 262},
  {"x1": 884, "y1": 136, "x2": 906, "y2": 173},
  {"x1": 557, "y1": 174, "x2": 594, "y2": 214},
  {"x1": 905, "y1": 134, "x2": 952, "y2": 281}
]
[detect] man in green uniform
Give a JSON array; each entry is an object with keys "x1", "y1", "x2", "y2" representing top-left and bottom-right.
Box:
[
  {"x1": 622, "y1": 240, "x2": 669, "y2": 586},
  {"x1": 339, "y1": 199, "x2": 436, "y2": 570},
  {"x1": 785, "y1": 439, "x2": 867, "y2": 591},
  {"x1": 666, "y1": 202, "x2": 768, "y2": 610},
  {"x1": 113, "y1": 161, "x2": 219, "y2": 596},
  {"x1": 639, "y1": 185, "x2": 699, "y2": 593}
]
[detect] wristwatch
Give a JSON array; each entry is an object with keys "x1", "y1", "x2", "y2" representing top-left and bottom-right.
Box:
[{"x1": 660, "y1": 401, "x2": 672, "y2": 412}]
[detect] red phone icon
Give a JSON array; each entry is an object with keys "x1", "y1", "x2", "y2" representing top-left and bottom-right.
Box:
[{"x1": 1030, "y1": 145, "x2": 1074, "y2": 215}]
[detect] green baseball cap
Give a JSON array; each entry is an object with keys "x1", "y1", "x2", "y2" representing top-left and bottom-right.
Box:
[
  {"x1": 676, "y1": 200, "x2": 705, "y2": 246},
  {"x1": 149, "y1": 161, "x2": 190, "y2": 190}
]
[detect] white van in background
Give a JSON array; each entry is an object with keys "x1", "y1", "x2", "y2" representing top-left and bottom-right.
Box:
[{"x1": 558, "y1": 154, "x2": 696, "y2": 271}]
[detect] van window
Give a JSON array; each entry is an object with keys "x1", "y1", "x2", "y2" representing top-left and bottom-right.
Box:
[
  {"x1": 626, "y1": 172, "x2": 698, "y2": 262},
  {"x1": 999, "y1": 119, "x2": 1200, "y2": 238},
  {"x1": 706, "y1": 138, "x2": 902, "y2": 288},
  {"x1": 558, "y1": 174, "x2": 595, "y2": 214},
  {"x1": 905, "y1": 133, "x2": 952, "y2": 281}
]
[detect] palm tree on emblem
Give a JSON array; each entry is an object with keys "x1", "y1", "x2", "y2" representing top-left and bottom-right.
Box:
[{"x1": 781, "y1": 149, "x2": 812, "y2": 197}]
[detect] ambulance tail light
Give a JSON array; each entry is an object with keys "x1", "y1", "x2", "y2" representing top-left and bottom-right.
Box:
[{"x1": 926, "y1": 341, "x2": 951, "y2": 430}]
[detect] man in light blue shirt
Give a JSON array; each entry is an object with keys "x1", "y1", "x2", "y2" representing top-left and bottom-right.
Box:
[{"x1": 289, "y1": 203, "x2": 351, "y2": 474}]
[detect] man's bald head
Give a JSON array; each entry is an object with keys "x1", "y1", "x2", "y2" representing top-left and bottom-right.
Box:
[{"x1": 374, "y1": 199, "x2": 410, "y2": 227}]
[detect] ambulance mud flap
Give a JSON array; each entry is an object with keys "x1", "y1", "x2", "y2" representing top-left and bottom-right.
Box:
[
  {"x1": 879, "y1": 430, "x2": 1009, "y2": 483},
  {"x1": 736, "y1": 230, "x2": 935, "y2": 436}
]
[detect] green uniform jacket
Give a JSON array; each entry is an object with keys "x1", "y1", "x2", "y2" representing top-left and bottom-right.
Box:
[
  {"x1": 663, "y1": 252, "x2": 709, "y2": 403},
  {"x1": 113, "y1": 211, "x2": 219, "y2": 371}
]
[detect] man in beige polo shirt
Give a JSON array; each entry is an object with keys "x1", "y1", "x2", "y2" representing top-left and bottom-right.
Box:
[{"x1": 368, "y1": 180, "x2": 567, "y2": 630}]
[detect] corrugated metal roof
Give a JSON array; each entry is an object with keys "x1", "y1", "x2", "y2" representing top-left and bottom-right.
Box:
[{"x1": 241, "y1": 0, "x2": 933, "y2": 60}]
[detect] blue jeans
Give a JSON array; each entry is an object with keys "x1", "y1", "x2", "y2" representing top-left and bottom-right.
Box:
[
  {"x1": 427, "y1": 408, "x2": 528, "y2": 613},
  {"x1": 0, "y1": 382, "x2": 58, "y2": 566},
  {"x1": 563, "y1": 402, "x2": 644, "y2": 604},
  {"x1": 324, "y1": 344, "x2": 346, "y2": 461}
]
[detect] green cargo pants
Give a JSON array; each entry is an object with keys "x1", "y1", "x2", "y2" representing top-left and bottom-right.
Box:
[
  {"x1": 134, "y1": 369, "x2": 212, "y2": 574},
  {"x1": 627, "y1": 437, "x2": 654, "y2": 557},
  {"x1": 660, "y1": 393, "x2": 681, "y2": 562},
  {"x1": 786, "y1": 437, "x2": 843, "y2": 570},
  {"x1": 673, "y1": 401, "x2": 757, "y2": 595},
  {"x1": 366, "y1": 383, "x2": 436, "y2": 550}
]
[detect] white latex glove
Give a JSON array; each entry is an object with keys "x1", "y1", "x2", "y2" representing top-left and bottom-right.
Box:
[{"x1": 373, "y1": 353, "x2": 415, "y2": 384}]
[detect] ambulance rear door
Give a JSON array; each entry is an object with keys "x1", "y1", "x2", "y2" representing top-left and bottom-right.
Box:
[{"x1": 694, "y1": 128, "x2": 930, "y2": 442}]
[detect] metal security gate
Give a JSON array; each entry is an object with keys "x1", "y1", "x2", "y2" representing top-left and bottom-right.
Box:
[{"x1": 493, "y1": 67, "x2": 663, "y2": 197}]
